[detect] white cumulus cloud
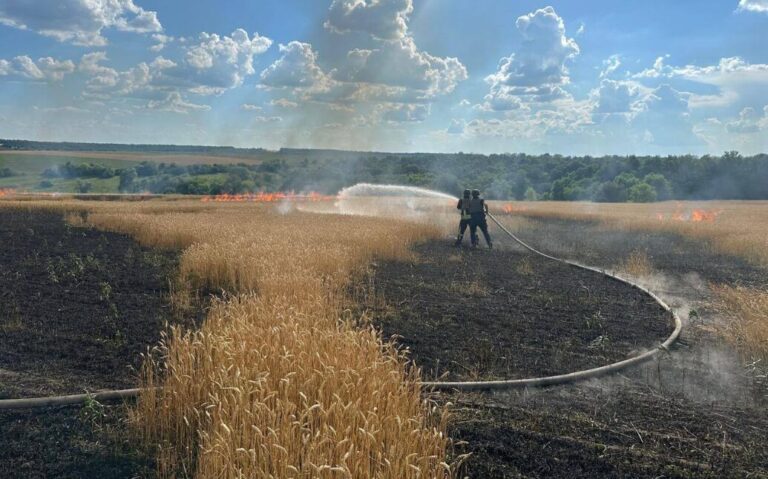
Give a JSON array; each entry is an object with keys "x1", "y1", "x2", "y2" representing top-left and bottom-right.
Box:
[
  {"x1": 271, "y1": 98, "x2": 299, "y2": 108},
  {"x1": 600, "y1": 55, "x2": 622, "y2": 79},
  {"x1": 726, "y1": 106, "x2": 765, "y2": 133},
  {"x1": 483, "y1": 6, "x2": 579, "y2": 108},
  {"x1": 325, "y1": 0, "x2": 412, "y2": 40},
  {"x1": 593, "y1": 79, "x2": 641, "y2": 114},
  {"x1": 486, "y1": 7, "x2": 579, "y2": 89},
  {"x1": 0, "y1": 55, "x2": 75, "y2": 81},
  {"x1": 182, "y1": 29, "x2": 272, "y2": 93},
  {"x1": 147, "y1": 91, "x2": 210, "y2": 113},
  {"x1": 336, "y1": 37, "x2": 466, "y2": 96},
  {"x1": 80, "y1": 29, "x2": 273, "y2": 98},
  {"x1": 737, "y1": 0, "x2": 768, "y2": 13},
  {"x1": 0, "y1": 0, "x2": 162, "y2": 46},
  {"x1": 634, "y1": 56, "x2": 768, "y2": 109},
  {"x1": 260, "y1": 41, "x2": 330, "y2": 89}
]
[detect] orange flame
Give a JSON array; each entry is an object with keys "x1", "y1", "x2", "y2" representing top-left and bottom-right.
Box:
[
  {"x1": 502, "y1": 203, "x2": 528, "y2": 214},
  {"x1": 690, "y1": 209, "x2": 721, "y2": 222},
  {"x1": 0, "y1": 188, "x2": 16, "y2": 198},
  {"x1": 201, "y1": 191, "x2": 336, "y2": 203},
  {"x1": 655, "y1": 207, "x2": 722, "y2": 222}
]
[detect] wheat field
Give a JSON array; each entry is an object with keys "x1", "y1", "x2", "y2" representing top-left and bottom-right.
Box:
[
  {"x1": 490, "y1": 201, "x2": 768, "y2": 267},
  {"x1": 4, "y1": 196, "x2": 767, "y2": 475},
  {"x1": 3, "y1": 199, "x2": 456, "y2": 478}
]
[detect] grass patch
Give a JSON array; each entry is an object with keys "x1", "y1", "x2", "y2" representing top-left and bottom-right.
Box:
[
  {"x1": 620, "y1": 249, "x2": 653, "y2": 278},
  {"x1": 712, "y1": 285, "x2": 768, "y2": 366}
]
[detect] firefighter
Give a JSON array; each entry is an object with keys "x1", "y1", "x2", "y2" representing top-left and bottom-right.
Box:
[
  {"x1": 469, "y1": 189, "x2": 492, "y2": 249},
  {"x1": 454, "y1": 189, "x2": 472, "y2": 246}
]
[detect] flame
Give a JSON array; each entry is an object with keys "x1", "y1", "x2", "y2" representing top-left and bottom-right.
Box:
[
  {"x1": 0, "y1": 188, "x2": 16, "y2": 198},
  {"x1": 201, "y1": 191, "x2": 336, "y2": 203},
  {"x1": 690, "y1": 209, "x2": 721, "y2": 222},
  {"x1": 655, "y1": 207, "x2": 722, "y2": 222},
  {"x1": 502, "y1": 203, "x2": 528, "y2": 214}
]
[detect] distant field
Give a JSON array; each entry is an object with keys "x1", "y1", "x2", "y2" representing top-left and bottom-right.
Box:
[
  {"x1": 0, "y1": 153, "x2": 138, "y2": 191},
  {"x1": 0, "y1": 150, "x2": 269, "y2": 192},
  {"x1": 0, "y1": 149, "x2": 266, "y2": 165}
]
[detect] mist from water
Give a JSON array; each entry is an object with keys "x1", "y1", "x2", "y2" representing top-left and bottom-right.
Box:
[
  {"x1": 337, "y1": 183, "x2": 457, "y2": 201},
  {"x1": 295, "y1": 183, "x2": 459, "y2": 229}
]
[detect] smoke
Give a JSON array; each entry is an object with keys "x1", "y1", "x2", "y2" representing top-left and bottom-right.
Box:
[
  {"x1": 275, "y1": 200, "x2": 295, "y2": 215},
  {"x1": 298, "y1": 182, "x2": 457, "y2": 231},
  {"x1": 485, "y1": 215, "x2": 760, "y2": 406}
]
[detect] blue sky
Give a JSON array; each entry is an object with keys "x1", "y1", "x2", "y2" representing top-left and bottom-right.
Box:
[{"x1": 0, "y1": 0, "x2": 766, "y2": 154}]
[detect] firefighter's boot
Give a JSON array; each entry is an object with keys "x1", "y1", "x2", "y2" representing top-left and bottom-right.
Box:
[{"x1": 454, "y1": 234, "x2": 463, "y2": 247}]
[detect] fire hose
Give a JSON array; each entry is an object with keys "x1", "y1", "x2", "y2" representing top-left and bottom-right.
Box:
[
  {"x1": 422, "y1": 212, "x2": 682, "y2": 391},
  {"x1": 0, "y1": 213, "x2": 682, "y2": 409}
]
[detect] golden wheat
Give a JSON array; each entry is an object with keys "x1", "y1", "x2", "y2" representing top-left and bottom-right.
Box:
[
  {"x1": 620, "y1": 250, "x2": 653, "y2": 278},
  {"x1": 1, "y1": 198, "x2": 454, "y2": 478},
  {"x1": 712, "y1": 285, "x2": 768, "y2": 365},
  {"x1": 490, "y1": 201, "x2": 768, "y2": 267}
]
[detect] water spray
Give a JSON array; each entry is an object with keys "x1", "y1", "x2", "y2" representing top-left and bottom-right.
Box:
[{"x1": 337, "y1": 183, "x2": 457, "y2": 201}]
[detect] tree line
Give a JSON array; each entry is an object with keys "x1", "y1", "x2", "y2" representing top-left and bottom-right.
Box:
[{"x1": 11, "y1": 148, "x2": 768, "y2": 201}]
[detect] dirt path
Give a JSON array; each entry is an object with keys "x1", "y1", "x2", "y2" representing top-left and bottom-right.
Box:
[
  {"x1": 0, "y1": 210, "x2": 199, "y2": 478},
  {"x1": 365, "y1": 222, "x2": 768, "y2": 478}
]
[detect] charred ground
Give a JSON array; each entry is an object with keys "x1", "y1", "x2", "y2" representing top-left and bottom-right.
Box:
[
  {"x1": 362, "y1": 221, "x2": 768, "y2": 478},
  {"x1": 365, "y1": 241, "x2": 671, "y2": 381},
  {"x1": 0, "y1": 210, "x2": 200, "y2": 478},
  {"x1": 2, "y1": 209, "x2": 767, "y2": 478}
]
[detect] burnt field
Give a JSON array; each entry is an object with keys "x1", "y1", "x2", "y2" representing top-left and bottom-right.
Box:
[
  {"x1": 0, "y1": 210, "x2": 201, "y2": 478},
  {"x1": 1, "y1": 208, "x2": 767, "y2": 478},
  {"x1": 363, "y1": 222, "x2": 768, "y2": 478},
  {"x1": 365, "y1": 241, "x2": 672, "y2": 381}
]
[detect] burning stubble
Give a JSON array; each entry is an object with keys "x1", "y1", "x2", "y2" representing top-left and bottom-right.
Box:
[{"x1": 488, "y1": 201, "x2": 768, "y2": 267}]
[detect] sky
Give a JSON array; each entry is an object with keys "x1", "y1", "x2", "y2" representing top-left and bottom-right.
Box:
[{"x1": 0, "y1": 0, "x2": 766, "y2": 155}]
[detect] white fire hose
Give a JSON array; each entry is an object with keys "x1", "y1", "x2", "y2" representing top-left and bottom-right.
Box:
[
  {"x1": 0, "y1": 212, "x2": 681, "y2": 408},
  {"x1": 422, "y1": 212, "x2": 682, "y2": 391}
]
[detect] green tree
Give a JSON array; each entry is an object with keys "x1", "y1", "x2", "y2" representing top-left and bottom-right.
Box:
[
  {"x1": 614, "y1": 172, "x2": 640, "y2": 189},
  {"x1": 643, "y1": 173, "x2": 672, "y2": 200},
  {"x1": 628, "y1": 183, "x2": 657, "y2": 202},
  {"x1": 550, "y1": 178, "x2": 571, "y2": 200},
  {"x1": 594, "y1": 181, "x2": 628, "y2": 202},
  {"x1": 524, "y1": 186, "x2": 538, "y2": 201},
  {"x1": 118, "y1": 168, "x2": 137, "y2": 192}
]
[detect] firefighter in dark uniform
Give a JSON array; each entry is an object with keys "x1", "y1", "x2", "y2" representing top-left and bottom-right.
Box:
[
  {"x1": 469, "y1": 189, "x2": 492, "y2": 249},
  {"x1": 455, "y1": 189, "x2": 472, "y2": 246}
]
